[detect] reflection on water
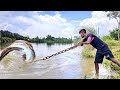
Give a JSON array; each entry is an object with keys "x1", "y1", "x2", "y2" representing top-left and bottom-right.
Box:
[{"x1": 0, "y1": 43, "x2": 119, "y2": 79}]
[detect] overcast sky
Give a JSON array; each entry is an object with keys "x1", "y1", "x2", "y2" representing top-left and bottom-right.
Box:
[{"x1": 0, "y1": 11, "x2": 118, "y2": 39}]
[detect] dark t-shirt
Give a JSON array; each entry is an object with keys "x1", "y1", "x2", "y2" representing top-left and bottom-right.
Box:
[{"x1": 82, "y1": 33, "x2": 108, "y2": 50}]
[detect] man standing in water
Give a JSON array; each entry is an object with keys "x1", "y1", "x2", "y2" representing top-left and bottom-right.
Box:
[{"x1": 71, "y1": 29, "x2": 120, "y2": 74}]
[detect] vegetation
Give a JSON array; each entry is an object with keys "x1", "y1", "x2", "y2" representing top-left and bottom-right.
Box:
[
  {"x1": 0, "y1": 37, "x2": 16, "y2": 43},
  {"x1": 110, "y1": 28, "x2": 120, "y2": 40},
  {"x1": 82, "y1": 45, "x2": 96, "y2": 58},
  {"x1": 0, "y1": 30, "x2": 73, "y2": 44},
  {"x1": 106, "y1": 11, "x2": 120, "y2": 40},
  {"x1": 0, "y1": 30, "x2": 29, "y2": 40},
  {"x1": 102, "y1": 36, "x2": 120, "y2": 74},
  {"x1": 105, "y1": 12, "x2": 120, "y2": 74},
  {"x1": 29, "y1": 35, "x2": 73, "y2": 44}
]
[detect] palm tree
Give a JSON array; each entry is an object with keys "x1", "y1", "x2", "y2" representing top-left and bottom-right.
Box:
[{"x1": 106, "y1": 11, "x2": 120, "y2": 40}]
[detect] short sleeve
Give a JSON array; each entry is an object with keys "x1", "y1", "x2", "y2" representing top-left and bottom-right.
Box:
[
  {"x1": 82, "y1": 33, "x2": 93, "y2": 42},
  {"x1": 87, "y1": 34, "x2": 93, "y2": 38}
]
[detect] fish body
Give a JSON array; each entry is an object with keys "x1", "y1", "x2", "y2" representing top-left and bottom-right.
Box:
[{"x1": 0, "y1": 40, "x2": 36, "y2": 63}]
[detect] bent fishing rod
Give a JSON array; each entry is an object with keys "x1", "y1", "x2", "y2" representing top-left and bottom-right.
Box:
[
  {"x1": 30, "y1": 41, "x2": 83, "y2": 64},
  {"x1": 0, "y1": 40, "x2": 83, "y2": 64}
]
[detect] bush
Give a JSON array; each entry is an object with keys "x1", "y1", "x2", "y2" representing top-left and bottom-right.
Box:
[
  {"x1": 103, "y1": 39, "x2": 120, "y2": 74},
  {"x1": 102, "y1": 36, "x2": 120, "y2": 47},
  {"x1": 0, "y1": 37, "x2": 15, "y2": 44},
  {"x1": 101, "y1": 36, "x2": 113, "y2": 41},
  {"x1": 82, "y1": 45, "x2": 96, "y2": 58}
]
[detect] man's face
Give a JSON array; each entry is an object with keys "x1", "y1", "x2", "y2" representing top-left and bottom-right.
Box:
[{"x1": 79, "y1": 32, "x2": 85, "y2": 38}]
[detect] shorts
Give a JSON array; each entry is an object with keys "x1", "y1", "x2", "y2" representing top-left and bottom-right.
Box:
[{"x1": 94, "y1": 48, "x2": 114, "y2": 63}]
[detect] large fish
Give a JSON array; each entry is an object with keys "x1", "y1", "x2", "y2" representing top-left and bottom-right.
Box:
[{"x1": 0, "y1": 40, "x2": 36, "y2": 63}]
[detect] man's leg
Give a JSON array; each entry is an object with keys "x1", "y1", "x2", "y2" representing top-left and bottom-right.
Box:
[
  {"x1": 104, "y1": 49, "x2": 120, "y2": 67},
  {"x1": 95, "y1": 63, "x2": 99, "y2": 74},
  {"x1": 94, "y1": 51, "x2": 104, "y2": 74},
  {"x1": 110, "y1": 58, "x2": 120, "y2": 67}
]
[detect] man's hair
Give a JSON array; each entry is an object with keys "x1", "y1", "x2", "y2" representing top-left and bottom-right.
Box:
[{"x1": 79, "y1": 29, "x2": 86, "y2": 34}]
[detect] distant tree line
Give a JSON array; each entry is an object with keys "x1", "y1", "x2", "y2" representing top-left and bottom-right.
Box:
[
  {"x1": 30, "y1": 35, "x2": 73, "y2": 44},
  {"x1": 0, "y1": 30, "x2": 73, "y2": 44},
  {"x1": 0, "y1": 30, "x2": 30, "y2": 40}
]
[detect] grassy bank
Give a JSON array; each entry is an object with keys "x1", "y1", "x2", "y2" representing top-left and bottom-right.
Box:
[
  {"x1": 0, "y1": 37, "x2": 16, "y2": 44},
  {"x1": 82, "y1": 45, "x2": 96, "y2": 58},
  {"x1": 102, "y1": 38, "x2": 120, "y2": 74},
  {"x1": 82, "y1": 37, "x2": 120, "y2": 74}
]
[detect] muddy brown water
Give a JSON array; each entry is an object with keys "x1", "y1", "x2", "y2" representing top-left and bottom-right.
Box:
[{"x1": 0, "y1": 43, "x2": 119, "y2": 79}]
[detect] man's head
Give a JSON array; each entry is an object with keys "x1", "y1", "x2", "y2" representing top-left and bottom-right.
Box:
[{"x1": 79, "y1": 29, "x2": 87, "y2": 38}]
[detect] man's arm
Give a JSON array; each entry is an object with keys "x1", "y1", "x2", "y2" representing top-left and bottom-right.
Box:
[
  {"x1": 69, "y1": 41, "x2": 83, "y2": 50},
  {"x1": 69, "y1": 36, "x2": 93, "y2": 50}
]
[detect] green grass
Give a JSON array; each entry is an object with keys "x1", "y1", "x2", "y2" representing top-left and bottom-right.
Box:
[
  {"x1": 82, "y1": 45, "x2": 96, "y2": 58},
  {"x1": 103, "y1": 39, "x2": 120, "y2": 74}
]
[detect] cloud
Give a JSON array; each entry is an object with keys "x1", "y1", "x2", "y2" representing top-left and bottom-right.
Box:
[
  {"x1": 0, "y1": 11, "x2": 77, "y2": 39},
  {"x1": 79, "y1": 11, "x2": 118, "y2": 37},
  {"x1": 0, "y1": 11, "x2": 118, "y2": 39},
  {"x1": 22, "y1": 13, "x2": 76, "y2": 38},
  {"x1": 24, "y1": 12, "x2": 77, "y2": 38}
]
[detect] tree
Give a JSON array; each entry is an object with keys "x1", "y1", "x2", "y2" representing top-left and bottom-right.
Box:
[
  {"x1": 106, "y1": 11, "x2": 120, "y2": 40},
  {"x1": 35, "y1": 36, "x2": 40, "y2": 43},
  {"x1": 46, "y1": 35, "x2": 55, "y2": 41},
  {"x1": 110, "y1": 28, "x2": 120, "y2": 40}
]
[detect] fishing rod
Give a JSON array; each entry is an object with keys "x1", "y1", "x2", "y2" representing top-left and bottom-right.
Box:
[
  {"x1": 0, "y1": 40, "x2": 83, "y2": 64},
  {"x1": 28, "y1": 42, "x2": 82, "y2": 64},
  {"x1": 31, "y1": 26, "x2": 83, "y2": 63}
]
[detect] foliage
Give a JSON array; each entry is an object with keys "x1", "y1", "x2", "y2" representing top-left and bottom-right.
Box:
[
  {"x1": 106, "y1": 11, "x2": 120, "y2": 40},
  {"x1": 103, "y1": 40, "x2": 120, "y2": 74},
  {"x1": 107, "y1": 11, "x2": 120, "y2": 21},
  {"x1": 101, "y1": 36, "x2": 113, "y2": 41},
  {"x1": 29, "y1": 35, "x2": 73, "y2": 44},
  {"x1": 0, "y1": 37, "x2": 16, "y2": 43},
  {"x1": 0, "y1": 30, "x2": 29, "y2": 40},
  {"x1": 82, "y1": 45, "x2": 96, "y2": 58},
  {"x1": 110, "y1": 28, "x2": 120, "y2": 40},
  {"x1": 0, "y1": 30, "x2": 73, "y2": 44}
]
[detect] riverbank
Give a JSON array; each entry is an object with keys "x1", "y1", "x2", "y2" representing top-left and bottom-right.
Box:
[
  {"x1": 102, "y1": 39, "x2": 120, "y2": 75},
  {"x1": 1, "y1": 30, "x2": 73, "y2": 44},
  {"x1": 0, "y1": 37, "x2": 73, "y2": 45},
  {"x1": 0, "y1": 37, "x2": 15, "y2": 44}
]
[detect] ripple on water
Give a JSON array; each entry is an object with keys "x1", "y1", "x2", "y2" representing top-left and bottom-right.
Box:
[{"x1": 0, "y1": 43, "x2": 120, "y2": 79}]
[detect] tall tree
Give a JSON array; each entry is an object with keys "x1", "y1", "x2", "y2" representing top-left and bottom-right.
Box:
[
  {"x1": 106, "y1": 11, "x2": 120, "y2": 40},
  {"x1": 110, "y1": 28, "x2": 120, "y2": 40},
  {"x1": 46, "y1": 35, "x2": 55, "y2": 41}
]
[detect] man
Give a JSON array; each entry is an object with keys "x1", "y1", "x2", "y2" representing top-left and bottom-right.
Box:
[{"x1": 72, "y1": 29, "x2": 120, "y2": 74}]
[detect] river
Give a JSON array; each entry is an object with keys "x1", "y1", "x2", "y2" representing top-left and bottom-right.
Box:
[{"x1": 0, "y1": 43, "x2": 119, "y2": 79}]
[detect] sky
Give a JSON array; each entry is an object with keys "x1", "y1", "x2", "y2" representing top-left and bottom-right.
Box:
[{"x1": 0, "y1": 11, "x2": 118, "y2": 39}]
